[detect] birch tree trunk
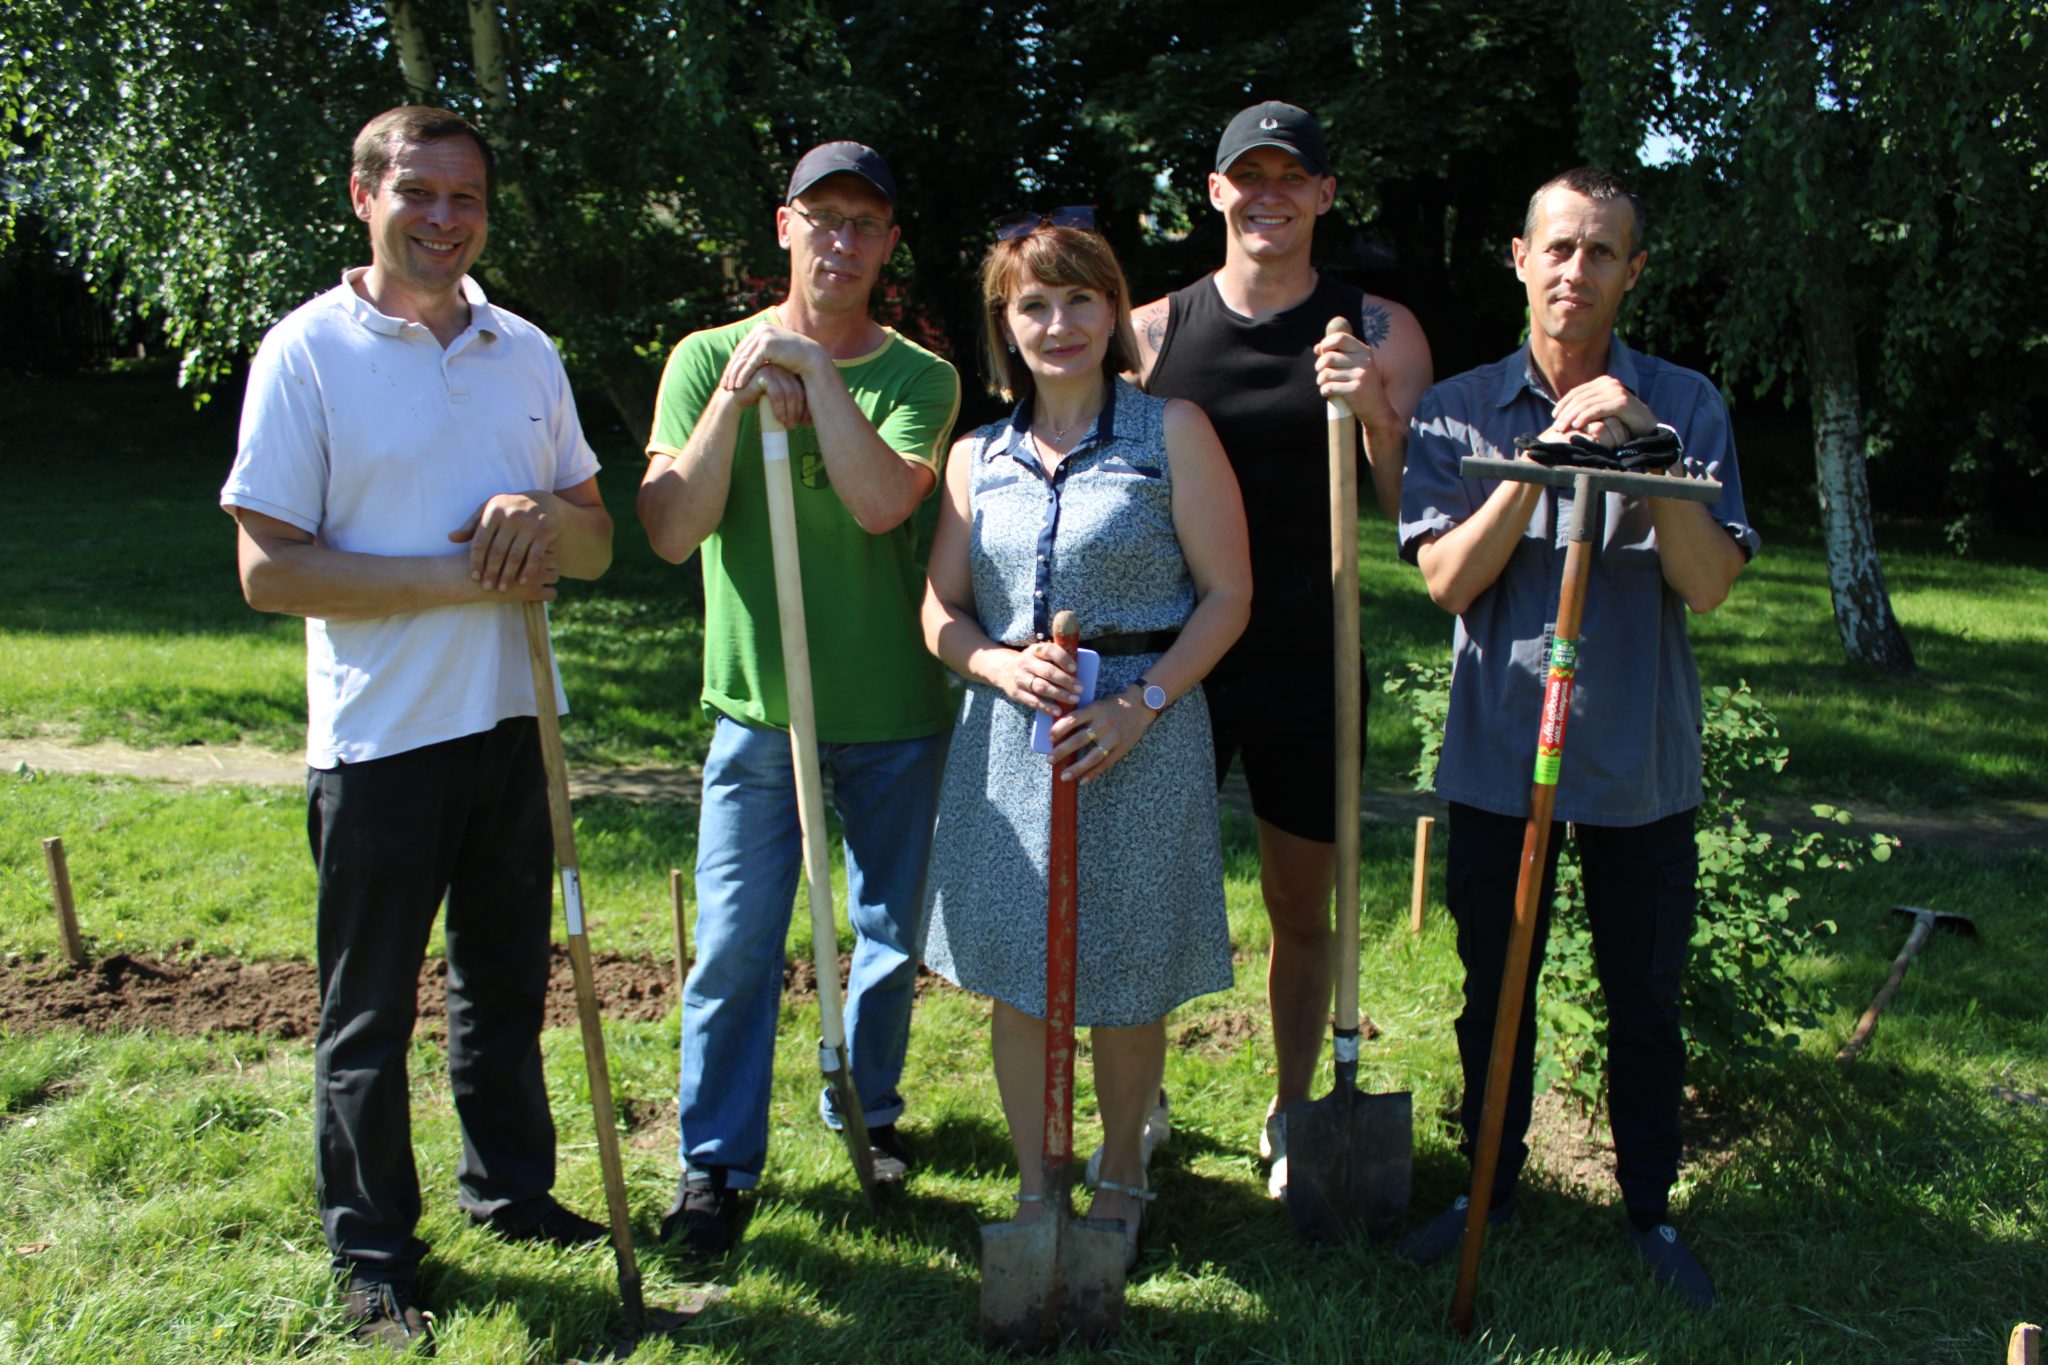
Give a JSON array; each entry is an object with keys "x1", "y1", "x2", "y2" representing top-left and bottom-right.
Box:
[
  {"x1": 383, "y1": 0, "x2": 437, "y2": 102},
  {"x1": 1801, "y1": 247, "x2": 1916, "y2": 674}
]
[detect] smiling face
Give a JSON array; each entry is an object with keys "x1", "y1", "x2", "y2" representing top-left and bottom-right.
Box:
[
  {"x1": 1513, "y1": 185, "x2": 1646, "y2": 350},
  {"x1": 1003, "y1": 268, "x2": 1113, "y2": 389},
  {"x1": 1208, "y1": 146, "x2": 1336, "y2": 266},
  {"x1": 350, "y1": 134, "x2": 489, "y2": 311},
  {"x1": 776, "y1": 173, "x2": 900, "y2": 318}
]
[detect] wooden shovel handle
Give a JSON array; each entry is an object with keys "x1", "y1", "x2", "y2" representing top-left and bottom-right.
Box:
[
  {"x1": 521, "y1": 601, "x2": 644, "y2": 1319},
  {"x1": 1327, "y1": 316, "x2": 1362, "y2": 1034}
]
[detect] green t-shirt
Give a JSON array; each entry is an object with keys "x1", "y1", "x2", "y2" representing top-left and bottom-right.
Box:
[{"x1": 648, "y1": 309, "x2": 961, "y2": 742}]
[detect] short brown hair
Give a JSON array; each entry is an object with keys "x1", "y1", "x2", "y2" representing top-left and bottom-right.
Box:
[
  {"x1": 978, "y1": 226, "x2": 1138, "y2": 402},
  {"x1": 1522, "y1": 167, "x2": 1645, "y2": 256},
  {"x1": 351, "y1": 106, "x2": 496, "y2": 200}
]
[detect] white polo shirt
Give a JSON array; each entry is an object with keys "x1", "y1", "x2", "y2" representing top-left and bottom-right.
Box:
[{"x1": 222, "y1": 270, "x2": 601, "y2": 768}]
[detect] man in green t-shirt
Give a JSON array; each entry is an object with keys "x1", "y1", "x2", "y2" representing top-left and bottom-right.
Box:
[{"x1": 638, "y1": 141, "x2": 960, "y2": 1255}]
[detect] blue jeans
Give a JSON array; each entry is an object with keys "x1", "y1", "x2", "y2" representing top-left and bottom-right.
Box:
[{"x1": 678, "y1": 714, "x2": 947, "y2": 1188}]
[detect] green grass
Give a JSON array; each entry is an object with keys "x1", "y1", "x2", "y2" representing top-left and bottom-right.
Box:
[
  {"x1": 2, "y1": 367, "x2": 2043, "y2": 1360},
  {"x1": 5, "y1": 367, "x2": 2046, "y2": 807},
  {"x1": 3, "y1": 771, "x2": 2045, "y2": 1362}
]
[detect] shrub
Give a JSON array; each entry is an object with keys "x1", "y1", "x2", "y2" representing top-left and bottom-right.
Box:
[{"x1": 1383, "y1": 670, "x2": 1897, "y2": 1105}]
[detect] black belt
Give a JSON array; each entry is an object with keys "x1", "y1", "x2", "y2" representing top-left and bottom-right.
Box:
[{"x1": 1086, "y1": 630, "x2": 1179, "y2": 656}]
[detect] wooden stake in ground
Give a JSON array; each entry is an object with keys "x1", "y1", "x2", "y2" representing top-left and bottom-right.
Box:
[
  {"x1": 2009, "y1": 1322, "x2": 2041, "y2": 1365},
  {"x1": 41, "y1": 837, "x2": 87, "y2": 967},
  {"x1": 1410, "y1": 815, "x2": 1434, "y2": 934},
  {"x1": 669, "y1": 868, "x2": 689, "y2": 1007}
]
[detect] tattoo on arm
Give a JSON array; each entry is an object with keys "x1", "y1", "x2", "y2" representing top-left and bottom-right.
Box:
[
  {"x1": 1358, "y1": 302, "x2": 1392, "y2": 349},
  {"x1": 1143, "y1": 309, "x2": 1167, "y2": 356}
]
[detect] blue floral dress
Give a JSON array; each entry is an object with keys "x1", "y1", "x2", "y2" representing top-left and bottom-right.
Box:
[{"x1": 922, "y1": 380, "x2": 1233, "y2": 1027}]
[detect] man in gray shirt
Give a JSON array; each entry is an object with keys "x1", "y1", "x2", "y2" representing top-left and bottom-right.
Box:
[{"x1": 1396, "y1": 167, "x2": 1755, "y2": 1310}]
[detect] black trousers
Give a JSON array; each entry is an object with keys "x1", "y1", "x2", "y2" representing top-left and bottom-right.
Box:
[
  {"x1": 1446, "y1": 801, "x2": 1698, "y2": 1218},
  {"x1": 307, "y1": 717, "x2": 558, "y2": 1285}
]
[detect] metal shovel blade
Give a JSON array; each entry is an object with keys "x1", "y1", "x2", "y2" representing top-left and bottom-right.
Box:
[
  {"x1": 979, "y1": 1208, "x2": 1128, "y2": 1353},
  {"x1": 1283, "y1": 1075, "x2": 1413, "y2": 1244}
]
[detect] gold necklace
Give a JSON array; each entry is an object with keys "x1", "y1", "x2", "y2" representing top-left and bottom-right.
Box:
[{"x1": 1038, "y1": 398, "x2": 1102, "y2": 448}]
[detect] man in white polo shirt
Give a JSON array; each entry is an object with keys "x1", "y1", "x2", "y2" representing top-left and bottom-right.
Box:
[{"x1": 220, "y1": 105, "x2": 614, "y2": 1352}]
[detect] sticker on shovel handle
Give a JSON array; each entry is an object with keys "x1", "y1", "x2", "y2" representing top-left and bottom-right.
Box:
[
  {"x1": 1029, "y1": 648, "x2": 1100, "y2": 755},
  {"x1": 1532, "y1": 636, "x2": 1577, "y2": 787}
]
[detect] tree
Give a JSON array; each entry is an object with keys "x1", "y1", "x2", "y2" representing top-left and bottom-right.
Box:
[
  {"x1": 0, "y1": 0, "x2": 847, "y2": 439},
  {"x1": 5, "y1": 0, "x2": 1610, "y2": 441},
  {"x1": 1575, "y1": 0, "x2": 2048, "y2": 673}
]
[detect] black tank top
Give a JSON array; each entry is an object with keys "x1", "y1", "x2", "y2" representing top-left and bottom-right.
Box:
[{"x1": 1148, "y1": 271, "x2": 1367, "y2": 675}]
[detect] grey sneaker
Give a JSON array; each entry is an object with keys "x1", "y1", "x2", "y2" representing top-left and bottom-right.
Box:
[
  {"x1": 1395, "y1": 1194, "x2": 1515, "y2": 1266},
  {"x1": 660, "y1": 1167, "x2": 743, "y2": 1256},
  {"x1": 868, "y1": 1123, "x2": 914, "y2": 1182},
  {"x1": 1625, "y1": 1220, "x2": 1715, "y2": 1311}
]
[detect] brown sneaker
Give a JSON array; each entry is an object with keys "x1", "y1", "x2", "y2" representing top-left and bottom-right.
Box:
[{"x1": 341, "y1": 1280, "x2": 435, "y2": 1354}]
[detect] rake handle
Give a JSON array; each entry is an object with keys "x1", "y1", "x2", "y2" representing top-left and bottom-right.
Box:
[{"x1": 1450, "y1": 469, "x2": 1595, "y2": 1336}]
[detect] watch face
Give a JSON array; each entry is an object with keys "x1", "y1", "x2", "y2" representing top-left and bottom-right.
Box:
[{"x1": 1142, "y1": 683, "x2": 1167, "y2": 711}]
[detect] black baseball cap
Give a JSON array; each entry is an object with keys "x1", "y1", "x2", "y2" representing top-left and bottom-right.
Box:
[
  {"x1": 1214, "y1": 101, "x2": 1330, "y2": 176},
  {"x1": 786, "y1": 141, "x2": 898, "y2": 206}
]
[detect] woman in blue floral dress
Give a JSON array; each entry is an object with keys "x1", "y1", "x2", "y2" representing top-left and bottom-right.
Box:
[{"x1": 921, "y1": 215, "x2": 1250, "y2": 1260}]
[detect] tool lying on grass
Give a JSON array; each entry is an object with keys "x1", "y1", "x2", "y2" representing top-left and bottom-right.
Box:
[
  {"x1": 1283, "y1": 316, "x2": 1413, "y2": 1245},
  {"x1": 524, "y1": 603, "x2": 718, "y2": 1356},
  {"x1": 980, "y1": 610, "x2": 1129, "y2": 1351},
  {"x1": 1446, "y1": 453, "x2": 1722, "y2": 1337},
  {"x1": 1836, "y1": 905, "x2": 1978, "y2": 1062}
]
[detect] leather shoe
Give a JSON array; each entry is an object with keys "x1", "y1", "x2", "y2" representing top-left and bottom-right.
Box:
[
  {"x1": 341, "y1": 1279, "x2": 434, "y2": 1354},
  {"x1": 1625, "y1": 1219, "x2": 1715, "y2": 1311},
  {"x1": 473, "y1": 1196, "x2": 608, "y2": 1249}
]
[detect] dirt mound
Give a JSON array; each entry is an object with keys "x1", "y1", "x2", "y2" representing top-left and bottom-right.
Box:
[{"x1": 0, "y1": 947, "x2": 682, "y2": 1040}]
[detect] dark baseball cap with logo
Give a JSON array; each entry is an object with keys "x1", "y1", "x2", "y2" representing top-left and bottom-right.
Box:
[
  {"x1": 1214, "y1": 101, "x2": 1330, "y2": 176},
  {"x1": 786, "y1": 141, "x2": 898, "y2": 206}
]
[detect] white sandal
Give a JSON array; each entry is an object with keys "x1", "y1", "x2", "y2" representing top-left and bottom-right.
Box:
[
  {"x1": 1089, "y1": 1178, "x2": 1156, "y2": 1270},
  {"x1": 1082, "y1": 1089, "x2": 1171, "y2": 1189}
]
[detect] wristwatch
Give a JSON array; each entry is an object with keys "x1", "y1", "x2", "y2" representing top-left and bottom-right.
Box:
[{"x1": 1134, "y1": 676, "x2": 1167, "y2": 712}]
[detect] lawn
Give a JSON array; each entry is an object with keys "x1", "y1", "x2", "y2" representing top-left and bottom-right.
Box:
[
  {"x1": 1, "y1": 366, "x2": 2043, "y2": 1361},
  {"x1": 4, "y1": 367, "x2": 2045, "y2": 807},
  {"x1": 2, "y1": 771, "x2": 2043, "y2": 1362}
]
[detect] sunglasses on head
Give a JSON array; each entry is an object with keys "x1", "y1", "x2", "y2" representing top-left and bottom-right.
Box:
[{"x1": 994, "y1": 205, "x2": 1097, "y2": 240}]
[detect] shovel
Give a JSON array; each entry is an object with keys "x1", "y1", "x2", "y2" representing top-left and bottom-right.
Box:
[
  {"x1": 1282, "y1": 315, "x2": 1414, "y2": 1244},
  {"x1": 1444, "y1": 455, "x2": 1722, "y2": 1336},
  {"x1": 757, "y1": 395, "x2": 883, "y2": 1211},
  {"x1": 980, "y1": 609, "x2": 1129, "y2": 1351},
  {"x1": 523, "y1": 602, "x2": 724, "y2": 1356}
]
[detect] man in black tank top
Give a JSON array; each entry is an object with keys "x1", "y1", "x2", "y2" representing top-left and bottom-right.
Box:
[{"x1": 1131, "y1": 101, "x2": 1433, "y2": 1200}]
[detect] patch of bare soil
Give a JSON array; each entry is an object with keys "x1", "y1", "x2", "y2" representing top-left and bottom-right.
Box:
[
  {"x1": 0, "y1": 947, "x2": 681, "y2": 1040},
  {"x1": 1171, "y1": 1009, "x2": 1263, "y2": 1059},
  {"x1": 1520, "y1": 1086, "x2": 1754, "y2": 1195},
  {"x1": 782, "y1": 959, "x2": 955, "y2": 1004}
]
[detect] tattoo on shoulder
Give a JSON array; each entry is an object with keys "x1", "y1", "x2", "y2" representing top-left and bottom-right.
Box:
[
  {"x1": 1358, "y1": 302, "x2": 1392, "y2": 349},
  {"x1": 1143, "y1": 309, "x2": 1167, "y2": 355}
]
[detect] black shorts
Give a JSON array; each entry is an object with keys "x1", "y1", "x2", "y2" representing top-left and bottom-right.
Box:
[{"x1": 1204, "y1": 652, "x2": 1368, "y2": 844}]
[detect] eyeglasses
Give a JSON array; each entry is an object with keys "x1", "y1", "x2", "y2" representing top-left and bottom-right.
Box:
[
  {"x1": 994, "y1": 205, "x2": 1097, "y2": 240},
  {"x1": 790, "y1": 204, "x2": 895, "y2": 239}
]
